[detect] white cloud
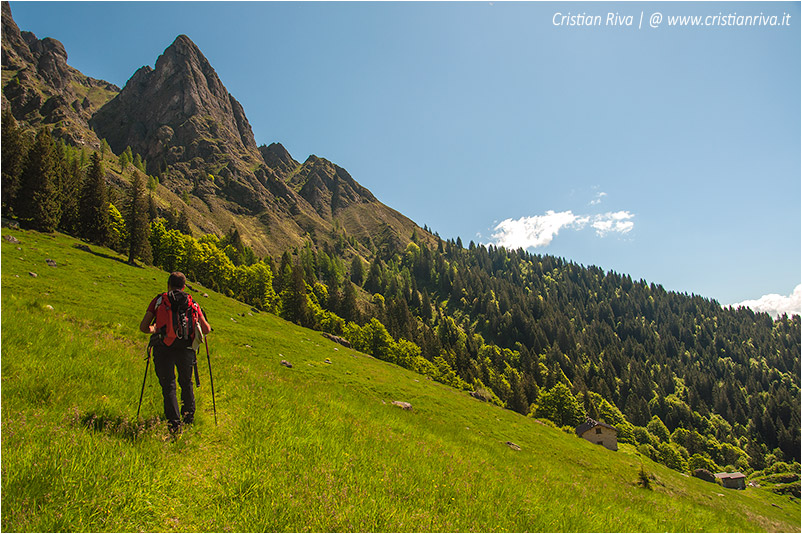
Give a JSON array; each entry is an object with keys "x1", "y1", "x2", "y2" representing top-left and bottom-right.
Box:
[
  {"x1": 490, "y1": 209, "x2": 635, "y2": 250},
  {"x1": 590, "y1": 192, "x2": 607, "y2": 205},
  {"x1": 731, "y1": 284, "x2": 802, "y2": 318},
  {"x1": 591, "y1": 211, "x2": 635, "y2": 236},
  {"x1": 491, "y1": 210, "x2": 588, "y2": 249}
]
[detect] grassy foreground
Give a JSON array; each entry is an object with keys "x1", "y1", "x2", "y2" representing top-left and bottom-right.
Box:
[{"x1": 1, "y1": 228, "x2": 799, "y2": 532}]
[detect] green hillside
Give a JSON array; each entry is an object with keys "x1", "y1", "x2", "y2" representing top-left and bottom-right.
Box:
[{"x1": 1, "y1": 227, "x2": 799, "y2": 532}]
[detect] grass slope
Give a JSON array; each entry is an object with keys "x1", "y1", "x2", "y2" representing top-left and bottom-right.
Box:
[{"x1": 1, "y1": 228, "x2": 799, "y2": 532}]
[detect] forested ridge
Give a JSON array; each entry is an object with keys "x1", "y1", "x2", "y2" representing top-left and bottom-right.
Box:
[{"x1": 2, "y1": 110, "x2": 799, "y2": 488}]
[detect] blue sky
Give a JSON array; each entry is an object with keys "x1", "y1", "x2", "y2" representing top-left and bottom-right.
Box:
[{"x1": 9, "y1": 1, "x2": 801, "y2": 313}]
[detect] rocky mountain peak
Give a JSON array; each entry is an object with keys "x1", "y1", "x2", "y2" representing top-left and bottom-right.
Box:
[
  {"x1": 1, "y1": 1, "x2": 118, "y2": 145},
  {"x1": 2, "y1": 1, "x2": 33, "y2": 66},
  {"x1": 260, "y1": 142, "x2": 299, "y2": 179},
  {"x1": 90, "y1": 33, "x2": 262, "y2": 176}
]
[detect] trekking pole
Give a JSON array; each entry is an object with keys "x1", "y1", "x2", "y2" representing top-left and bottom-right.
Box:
[
  {"x1": 204, "y1": 336, "x2": 217, "y2": 425},
  {"x1": 136, "y1": 344, "x2": 152, "y2": 419}
]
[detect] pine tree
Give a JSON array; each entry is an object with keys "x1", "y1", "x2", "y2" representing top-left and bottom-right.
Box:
[
  {"x1": 276, "y1": 250, "x2": 293, "y2": 295},
  {"x1": 1, "y1": 108, "x2": 30, "y2": 217},
  {"x1": 177, "y1": 206, "x2": 192, "y2": 235},
  {"x1": 340, "y1": 278, "x2": 360, "y2": 323},
  {"x1": 280, "y1": 261, "x2": 312, "y2": 327},
  {"x1": 133, "y1": 153, "x2": 145, "y2": 173},
  {"x1": 148, "y1": 192, "x2": 158, "y2": 221},
  {"x1": 16, "y1": 128, "x2": 60, "y2": 232},
  {"x1": 79, "y1": 152, "x2": 110, "y2": 244},
  {"x1": 127, "y1": 171, "x2": 152, "y2": 264},
  {"x1": 350, "y1": 255, "x2": 365, "y2": 286},
  {"x1": 118, "y1": 146, "x2": 132, "y2": 171},
  {"x1": 58, "y1": 148, "x2": 83, "y2": 235}
]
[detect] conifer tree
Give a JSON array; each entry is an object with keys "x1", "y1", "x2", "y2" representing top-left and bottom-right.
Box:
[
  {"x1": 127, "y1": 171, "x2": 152, "y2": 264},
  {"x1": 340, "y1": 278, "x2": 360, "y2": 323},
  {"x1": 16, "y1": 128, "x2": 60, "y2": 232},
  {"x1": 280, "y1": 261, "x2": 312, "y2": 327},
  {"x1": 350, "y1": 255, "x2": 365, "y2": 286},
  {"x1": 58, "y1": 148, "x2": 83, "y2": 235},
  {"x1": 177, "y1": 206, "x2": 192, "y2": 235},
  {"x1": 79, "y1": 152, "x2": 110, "y2": 244},
  {"x1": 148, "y1": 192, "x2": 158, "y2": 221},
  {"x1": 276, "y1": 250, "x2": 293, "y2": 294},
  {"x1": 1, "y1": 108, "x2": 29, "y2": 217},
  {"x1": 118, "y1": 146, "x2": 132, "y2": 171},
  {"x1": 133, "y1": 153, "x2": 145, "y2": 173}
]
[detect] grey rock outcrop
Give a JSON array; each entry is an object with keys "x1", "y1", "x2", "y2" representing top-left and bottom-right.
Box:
[
  {"x1": 1, "y1": 1, "x2": 118, "y2": 146},
  {"x1": 90, "y1": 34, "x2": 287, "y2": 214},
  {"x1": 91, "y1": 35, "x2": 261, "y2": 169}
]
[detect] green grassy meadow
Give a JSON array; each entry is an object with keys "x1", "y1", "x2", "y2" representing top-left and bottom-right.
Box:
[{"x1": 1, "y1": 228, "x2": 799, "y2": 532}]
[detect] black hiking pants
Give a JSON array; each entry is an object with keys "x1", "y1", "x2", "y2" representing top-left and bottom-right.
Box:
[{"x1": 153, "y1": 344, "x2": 196, "y2": 430}]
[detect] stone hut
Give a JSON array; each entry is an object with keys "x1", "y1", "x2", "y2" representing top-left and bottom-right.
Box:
[
  {"x1": 575, "y1": 417, "x2": 618, "y2": 451},
  {"x1": 715, "y1": 472, "x2": 747, "y2": 490}
]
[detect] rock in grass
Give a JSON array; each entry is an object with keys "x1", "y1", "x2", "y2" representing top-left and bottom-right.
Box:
[
  {"x1": 4, "y1": 235, "x2": 19, "y2": 244},
  {"x1": 324, "y1": 358, "x2": 332, "y2": 364},
  {"x1": 46, "y1": 258, "x2": 57, "y2": 267},
  {"x1": 281, "y1": 360, "x2": 293, "y2": 368},
  {"x1": 392, "y1": 401, "x2": 413, "y2": 411},
  {"x1": 322, "y1": 332, "x2": 352, "y2": 348},
  {"x1": 28, "y1": 272, "x2": 38, "y2": 278},
  {"x1": 506, "y1": 441, "x2": 521, "y2": 451},
  {"x1": 470, "y1": 389, "x2": 494, "y2": 402}
]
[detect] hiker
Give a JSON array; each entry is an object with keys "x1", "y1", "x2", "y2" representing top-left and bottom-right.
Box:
[{"x1": 140, "y1": 272, "x2": 211, "y2": 432}]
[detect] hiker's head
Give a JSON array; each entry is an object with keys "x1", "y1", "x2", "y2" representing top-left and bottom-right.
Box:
[{"x1": 168, "y1": 272, "x2": 186, "y2": 291}]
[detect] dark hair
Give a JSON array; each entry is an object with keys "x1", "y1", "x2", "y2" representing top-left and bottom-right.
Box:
[{"x1": 168, "y1": 272, "x2": 186, "y2": 290}]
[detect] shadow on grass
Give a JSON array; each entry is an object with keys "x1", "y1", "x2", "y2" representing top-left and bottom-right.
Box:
[
  {"x1": 71, "y1": 409, "x2": 164, "y2": 441},
  {"x1": 73, "y1": 242, "x2": 143, "y2": 268}
]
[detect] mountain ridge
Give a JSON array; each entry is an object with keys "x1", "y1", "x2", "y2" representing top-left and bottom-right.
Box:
[{"x1": 2, "y1": 2, "x2": 432, "y2": 259}]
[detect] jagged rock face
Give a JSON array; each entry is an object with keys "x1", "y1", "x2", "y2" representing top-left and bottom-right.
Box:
[
  {"x1": 91, "y1": 35, "x2": 262, "y2": 175},
  {"x1": 1, "y1": 2, "x2": 33, "y2": 67},
  {"x1": 1, "y1": 1, "x2": 118, "y2": 146},
  {"x1": 259, "y1": 142, "x2": 299, "y2": 180},
  {"x1": 21, "y1": 33, "x2": 70, "y2": 90},
  {"x1": 288, "y1": 155, "x2": 377, "y2": 220}
]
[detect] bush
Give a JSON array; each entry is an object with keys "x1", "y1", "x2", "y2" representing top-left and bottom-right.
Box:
[
  {"x1": 659, "y1": 442, "x2": 688, "y2": 472},
  {"x1": 772, "y1": 482, "x2": 801, "y2": 498},
  {"x1": 633, "y1": 426, "x2": 658, "y2": 447},
  {"x1": 637, "y1": 444, "x2": 660, "y2": 462},
  {"x1": 688, "y1": 453, "x2": 719, "y2": 474},
  {"x1": 638, "y1": 466, "x2": 652, "y2": 489}
]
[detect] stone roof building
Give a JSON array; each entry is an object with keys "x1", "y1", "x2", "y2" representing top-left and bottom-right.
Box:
[{"x1": 575, "y1": 418, "x2": 618, "y2": 451}]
